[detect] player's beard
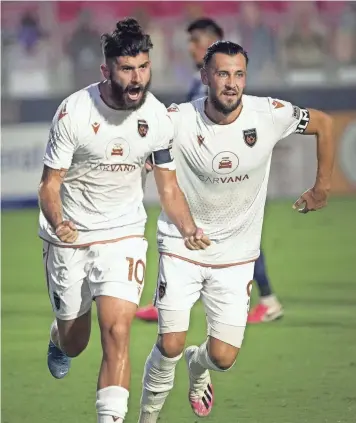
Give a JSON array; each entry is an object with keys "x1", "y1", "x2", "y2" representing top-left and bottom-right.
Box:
[
  {"x1": 210, "y1": 90, "x2": 242, "y2": 116},
  {"x1": 109, "y1": 72, "x2": 151, "y2": 111}
]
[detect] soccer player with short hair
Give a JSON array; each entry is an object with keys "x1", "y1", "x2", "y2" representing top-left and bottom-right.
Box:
[
  {"x1": 136, "y1": 17, "x2": 283, "y2": 324},
  {"x1": 138, "y1": 41, "x2": 334, "y2": 421},
  {"x1": 38, "y1": 18, "x2": 210, "y2": 423}
]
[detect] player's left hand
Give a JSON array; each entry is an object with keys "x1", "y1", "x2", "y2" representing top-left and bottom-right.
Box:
[
  {"x1": 184, "y1": 228, "x2": 211, "y2": 250},
  {"x1": 293, "y1": 186, "x2": 329, "y2": 214}
]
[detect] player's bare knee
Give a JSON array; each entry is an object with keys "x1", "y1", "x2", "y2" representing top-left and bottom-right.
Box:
[
  {"x1": 208, "y1": 338, "x2": 239, "y2": 370},
  {"x1": 157, "y1": 332, "x2": 186, "y2": 358},
  {"x1": 102, "y1": 321, "x2": 130, "y2": 356}
]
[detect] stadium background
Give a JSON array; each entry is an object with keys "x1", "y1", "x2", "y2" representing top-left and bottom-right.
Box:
[{"x1": 1, "y1": 1, "x2": 356, "y2": 422}]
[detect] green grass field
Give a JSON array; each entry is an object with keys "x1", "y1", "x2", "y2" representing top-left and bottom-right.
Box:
[{"x1": 2, "y1": 198, "x2": 356, "y2": 423}]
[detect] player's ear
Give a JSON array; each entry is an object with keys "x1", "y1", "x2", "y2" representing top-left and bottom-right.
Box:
[
  {"x1": 100, "y1": 63, "x2": 110, "y2": 80},
  {"x1": 201, "y1": 67, "x2": 208, "y2": 86}
]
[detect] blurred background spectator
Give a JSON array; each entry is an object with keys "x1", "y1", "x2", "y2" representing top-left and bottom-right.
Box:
[
  {"x1": 2, "y1": 0, "x2": 356, "y2": 97},
  {"x1": 66, "y1": 9, "x2": 102, "y2": 90},
  {"x1": 237, "y1": 2, "x2": 277, "y2": 84}
]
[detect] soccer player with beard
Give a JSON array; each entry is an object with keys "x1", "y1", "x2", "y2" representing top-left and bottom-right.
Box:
[
  {"x1": 38, "y1": 18, "x2": 210, "y2": 423},
  {"x1": 138, "y1": 41, "x2": 334, "y2": 421},
  {"x1": 136, "y1": 18, "x2": 283, "y2": 324}
]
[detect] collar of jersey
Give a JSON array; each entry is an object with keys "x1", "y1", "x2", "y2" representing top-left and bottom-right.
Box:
[{"x1": 198, "y1": 95, "x2": 246, "y2": 129}]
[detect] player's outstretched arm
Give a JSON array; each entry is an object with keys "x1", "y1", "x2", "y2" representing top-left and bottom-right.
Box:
[
  {"x1": 153, "y1": 167, "x2": 211, "y2": 250},
  {"x1": 293, "y1": 109, "x2": 334, "y2": 213},
  {"x1": 38, "y1": 165, "x2": 78, "y2": 243}
]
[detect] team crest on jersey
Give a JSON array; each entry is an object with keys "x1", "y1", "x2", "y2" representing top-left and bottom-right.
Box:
[
  {"x1": 243, "y1": 128, "x2": 257, "y2": 147},
  {"x1": 137, "y1": 119, "x2": 149, "y2": 137}
]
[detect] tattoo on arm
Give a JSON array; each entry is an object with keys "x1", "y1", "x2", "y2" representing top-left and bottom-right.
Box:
[{"x1": 41, "y1": 166, "x2": 68, "y2": 183}]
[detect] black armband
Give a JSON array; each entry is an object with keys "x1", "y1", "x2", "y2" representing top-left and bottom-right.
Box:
[
  {"x1": 152, "y1": 145, "x2": 174, "y2": 165},
  {"x1": 295, "y1": 108, "x2": 310, "y2": 134}
]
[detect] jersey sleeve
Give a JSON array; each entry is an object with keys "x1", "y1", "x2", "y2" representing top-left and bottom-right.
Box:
[
  {"x1": 151, "y1": 106, "x2": 176, "y2": 171},
  {"x1": 166, "y1": 103, "x2": 181, "y2": 138},
  {"x1": 269, "y1": 98, "x2": 310, "y2": 141},
  {"x1": 43, "y1": 99, "x2": 78, "y2": 170}
]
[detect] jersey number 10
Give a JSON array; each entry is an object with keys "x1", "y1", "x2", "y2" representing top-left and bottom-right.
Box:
[{"x1": 126, "y1": 257, "x2": 146, "y2": 284}]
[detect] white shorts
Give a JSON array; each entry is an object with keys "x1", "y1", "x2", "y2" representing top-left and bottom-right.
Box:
[
  {"x1": 43, "y1": 237, "x2": 148, "y2": 320},
  {"x1": 154, "y1": 255, "x2": 254, "y2": 347}
]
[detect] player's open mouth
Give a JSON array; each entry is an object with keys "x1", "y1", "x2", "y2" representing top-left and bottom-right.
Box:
[{"x1": 127, "y1": 87, "x2": 142, "y2": 101}]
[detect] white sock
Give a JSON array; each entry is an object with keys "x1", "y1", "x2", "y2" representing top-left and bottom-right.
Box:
[
  {"x1": 189, "y1": 341, "x2": 224, "y2": 377},
  {"x1": 49, "y1": 320, "x2": 62, "y2": 350},
  {"x1": 139, "y1": 344, "x2": 182, "y2": 422},
  {"x1": 260, "y1": 294, "x2": 280, "y2": 307},
  {"x1": 96, "y1": 386, "x2": 129, "y2": 423}
]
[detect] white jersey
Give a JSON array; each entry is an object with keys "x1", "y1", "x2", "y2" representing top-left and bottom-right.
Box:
[
  {"x1": 39, "y1": 83, "x2": 175, "y2": 247},
  {"x1": 157, "y1": 95, "x2": 310, "y2": 265}
]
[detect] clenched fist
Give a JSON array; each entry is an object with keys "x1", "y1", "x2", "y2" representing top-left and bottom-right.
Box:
[
  {"x1": 184, "y1": 228, "x2": 211, "y2": 250},
  {"x1": 293, "y1": 187, "x2": 329, "y2": 214},
  {"x1": 55, "y1": 220, "x2": 78, "y2": 243}
]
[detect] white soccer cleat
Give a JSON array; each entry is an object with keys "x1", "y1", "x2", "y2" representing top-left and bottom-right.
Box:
[{"x1": 184, "y1": 346, "x2": 214, "y2": 417}]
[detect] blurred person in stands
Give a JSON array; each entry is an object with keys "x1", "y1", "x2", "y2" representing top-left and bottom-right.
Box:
[
  {"x1": 333, "y1": 2, "x2": 356, "y2": 67},
  {"x1": 136, "y1": 18, "x2": 283, "y2": 324},
  {"x1": 280, "y1": 2, "x2": 328, "y2": 71},
  {"x1": 131, "y1": 7, "x2": 167, "y2": 83},
  {"x1": 18, "y1": 11, "x2": 46, "y2": 53},
  {"x1": 67, "y1": 9, "x2": 102, "y2": 90},
  {"x1": 5, "y1": 11, "x2": 51, "y2": 97},
  {"x1": 237, "y1": 2, "x2": 277, "y2": 84}
]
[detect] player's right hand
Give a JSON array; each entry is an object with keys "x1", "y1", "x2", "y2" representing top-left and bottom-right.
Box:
[
  {"x1": 184, "y1": 228, "x2": 211, "y2": 250},
  {"x1": 55, "y1": 220, "x2": 78, "y2": 243},
  {"x1": 145, "y1": 156, "x2": 154, "y2": 172}
]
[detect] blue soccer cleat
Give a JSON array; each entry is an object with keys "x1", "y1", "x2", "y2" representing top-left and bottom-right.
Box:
[{"x1": 47, "y1": 340, "x2": 71, "y2": 379}]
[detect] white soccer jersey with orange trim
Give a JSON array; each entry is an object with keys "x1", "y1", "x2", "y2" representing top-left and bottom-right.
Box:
[
  {"x1": 39, "y1": 83, "x2": 175, "y2": 246},
  {"x1": 157, "y1": 95, "x2": 310, "y2": 265}
]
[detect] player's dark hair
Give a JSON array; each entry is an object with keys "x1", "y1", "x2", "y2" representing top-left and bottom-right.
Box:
[
  {"x1": 101, "y1": 18, "x2": 153, "y2": 62},
  {"x1": 203, "y1": 41, "x2": 249, "y2": 67},
  {"x1": 187, "y1": 18, "x2": 224, "y2": 39}
]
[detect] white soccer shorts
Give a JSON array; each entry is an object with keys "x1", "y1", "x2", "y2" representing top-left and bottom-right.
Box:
[
  {"x1": 154, "y1": 254, "x2": 254, "y2": 347},
  {"x1": 43, "y1": 237, "x2": 148, "y2": 320}
]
